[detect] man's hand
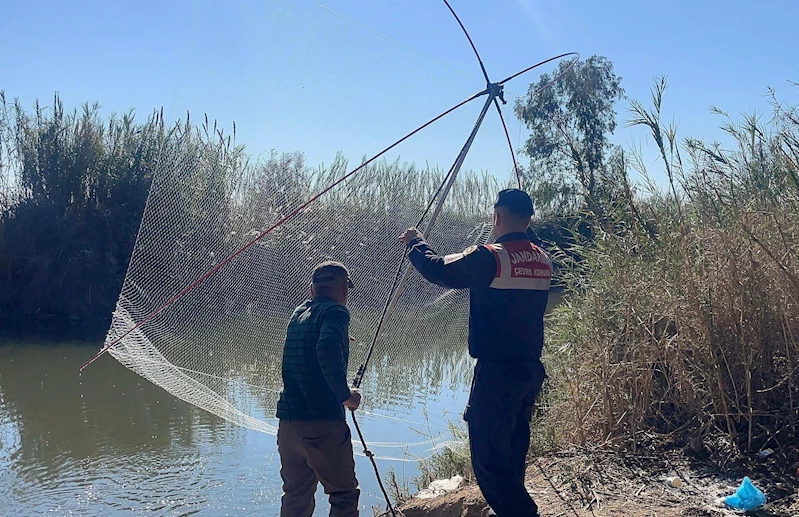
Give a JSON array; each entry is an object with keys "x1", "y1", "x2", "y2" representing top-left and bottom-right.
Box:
[
  {"x1": 399, "y1": 228, "x2": 423, "y2": 246},
  {"x1": 343, "y1": 388, "x2": 361, "y2": 411}
]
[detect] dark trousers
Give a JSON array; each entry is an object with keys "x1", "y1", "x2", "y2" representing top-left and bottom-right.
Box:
[
  {"x1": 465, "y1": 360, "x2": 546, "y2": 517},
  {"x1": 277, "y1": 419, "x2": 360, "y2": 517}
]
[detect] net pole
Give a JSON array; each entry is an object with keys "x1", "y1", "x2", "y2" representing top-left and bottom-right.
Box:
[
  {"x1": 348, "y1": 86, "x2": 498, "y2": 517},
  {"x1": 79, "y1": 89, "x2": 487, "y2": 372},
  {"x1": 498, "y1": 52, "x2": 579, "y2": 86},
  {"x1": 421, "y1": 88, "x2": 500, "y2": 235},
  {"x1": 352, "y1": 85, "x2": 499, "y2": 389}
]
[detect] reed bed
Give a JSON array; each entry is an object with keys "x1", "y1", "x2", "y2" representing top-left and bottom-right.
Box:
[{"x1": 542, "y1": 82, "x2": 799, "y2": 456}]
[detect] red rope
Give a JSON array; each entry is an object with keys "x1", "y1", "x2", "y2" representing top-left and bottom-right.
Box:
[
  {"x1": 80, "y1": 90, "x2": 484, "y2": 371},
  {"x1": 81, "y1": 44, "x2": 577, "y2": 371}
]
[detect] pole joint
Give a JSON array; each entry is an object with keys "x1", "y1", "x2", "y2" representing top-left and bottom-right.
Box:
[{"x1": 487, "y1": 82, "x2": 506, "y2": 104}]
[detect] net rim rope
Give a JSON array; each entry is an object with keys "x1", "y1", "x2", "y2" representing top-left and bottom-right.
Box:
[{"x1": 79, "y1": 50, "x2": 579, "y2": 372}]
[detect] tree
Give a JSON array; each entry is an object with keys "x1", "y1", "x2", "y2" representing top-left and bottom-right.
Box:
[
  {"x1": 515, "y1": 55, "x2": 624, "y2": 217},
  {"x1": 0, "y1": 94, "x2": 163, "y2": 340}
]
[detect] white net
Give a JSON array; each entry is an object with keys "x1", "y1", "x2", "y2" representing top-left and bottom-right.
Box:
[
  {"x1": 98, "y1": 0, "x2": 558, "y2": 458},
  {"x1": 107, "y1": 145, "x2": 497, "y2": 443}
]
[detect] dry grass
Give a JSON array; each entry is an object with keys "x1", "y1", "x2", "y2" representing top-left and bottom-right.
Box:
[{"x1": 541, "y1": 81, "x2": 799, "y2": 459}]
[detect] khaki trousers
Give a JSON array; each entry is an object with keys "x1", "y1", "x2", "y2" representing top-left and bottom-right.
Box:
[{"x1": 277, "y1": 419, "x2": 360, "y2": 517}]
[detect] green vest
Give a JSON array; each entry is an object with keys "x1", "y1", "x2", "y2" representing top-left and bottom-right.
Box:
[{"x1": 276, "y1": 298, "x2": 351, "y2": 420}]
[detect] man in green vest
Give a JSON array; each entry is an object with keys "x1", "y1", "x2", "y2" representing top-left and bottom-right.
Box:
[{"x1": 276, "y1": 261, "x2": 362, "y2": 517}]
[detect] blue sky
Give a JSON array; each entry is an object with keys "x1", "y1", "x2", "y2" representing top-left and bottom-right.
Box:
[{"x1": 3, "y1": 0, "x2": 798, "y2": 185}]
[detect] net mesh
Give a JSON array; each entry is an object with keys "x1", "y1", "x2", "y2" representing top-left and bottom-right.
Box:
[
  {"x1": 99, "y1": 0, "x2": 546, "y2": 455},
  {"x1": 108, "y1": 146, "x2": 497, "y2": 437}
]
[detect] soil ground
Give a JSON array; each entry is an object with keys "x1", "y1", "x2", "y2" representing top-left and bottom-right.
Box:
[{"x1": 384, "y1": 445, "x2": 799, "y2": 517}]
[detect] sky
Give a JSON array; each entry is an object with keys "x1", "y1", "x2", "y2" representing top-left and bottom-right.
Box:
[{"x1": 2, "y1": 0, "x2": 798, "y2": 186}]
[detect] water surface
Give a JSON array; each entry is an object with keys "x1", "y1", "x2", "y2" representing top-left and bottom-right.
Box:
[
  {"x1": 0, "y1": 292, "x2": 561, "y2": 515},
  {"x1": 0, "y1": 343, "x2": 470, "y2": 516}
]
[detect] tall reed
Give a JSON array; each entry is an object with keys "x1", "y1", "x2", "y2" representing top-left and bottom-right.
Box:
[{"x1": 542, "y1": 80, "x2": 799, "y2": 456}]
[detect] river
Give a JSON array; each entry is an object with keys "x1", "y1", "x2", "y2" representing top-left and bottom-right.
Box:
[
  {"x1": 0, "y1": 293, "x2": 560, "y2": 516},
  {"x1": 0, "y1": 342, "x2": 471, "y2": 516}
]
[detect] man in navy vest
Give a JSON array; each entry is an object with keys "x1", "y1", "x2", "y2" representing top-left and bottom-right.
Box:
[{"x1": 400, "y1": 189, "x2": 551, "y2": 517}]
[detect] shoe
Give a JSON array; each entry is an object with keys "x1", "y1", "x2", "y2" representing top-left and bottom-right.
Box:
[{"x1": 487, "y1": 507, "x2": 541, "y2": 517}]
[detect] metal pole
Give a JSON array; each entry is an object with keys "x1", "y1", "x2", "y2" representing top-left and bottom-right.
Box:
[{"x1": 353, "y1": 85, "x2": 499, "y2": 388}]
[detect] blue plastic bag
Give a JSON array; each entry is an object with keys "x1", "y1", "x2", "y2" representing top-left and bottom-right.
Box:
[{"x1": 724, "y1": 477, "x2": 766, "y2": 511}]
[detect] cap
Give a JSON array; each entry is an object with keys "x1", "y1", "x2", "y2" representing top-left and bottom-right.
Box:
[
  {"x1": 311, "y1": 261, "x2": 355, "y2": 289},
  {"x1": 494, "y1": 188, "x2": 534, "y2": 217}
]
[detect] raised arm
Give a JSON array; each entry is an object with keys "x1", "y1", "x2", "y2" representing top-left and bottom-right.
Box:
[{"x1": 400, "y1": 228, "x2": 495, "y2": 289}]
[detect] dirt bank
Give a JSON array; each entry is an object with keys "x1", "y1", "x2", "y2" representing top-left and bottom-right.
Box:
[{"x1": 388, "y1": 448, "x2": 799, "y2": 517}]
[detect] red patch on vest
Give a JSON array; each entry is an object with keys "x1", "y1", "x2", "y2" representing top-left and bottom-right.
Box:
[
  {"x1": 485, "y1": 244, "x2": 502, "y2": 277},
  {"x1": 500, "y1": 241, "x2": 550, "y2": 280}
]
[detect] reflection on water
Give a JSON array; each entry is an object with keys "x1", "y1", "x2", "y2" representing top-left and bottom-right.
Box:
[
  {"x1": 0, "y1": 343, "x2": 470, "y2": 516},
  {"x1": 0, "y1": 292, "x2": 560, "y2": 515}
]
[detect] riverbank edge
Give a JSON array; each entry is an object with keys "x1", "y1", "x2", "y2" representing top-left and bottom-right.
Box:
[{"x1": 380, "y1": 447, "x2": 799, "y2": 517}]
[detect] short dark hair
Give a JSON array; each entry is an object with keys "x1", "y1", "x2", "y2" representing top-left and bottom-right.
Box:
[
  {"x1": 311, "y1": 261, "x2": 354, "y2": 289},
  {"x1": 494, "y1": 188, "x2": 534, "y2": 218}
]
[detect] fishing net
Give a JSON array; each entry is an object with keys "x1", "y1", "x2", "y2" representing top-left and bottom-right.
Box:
[
  {"x1": 107, "y1": 151, "x2": 497, "y2": 435},
  {"x1": 91, "y1": 0, "x2": 573, "y2": 459}
]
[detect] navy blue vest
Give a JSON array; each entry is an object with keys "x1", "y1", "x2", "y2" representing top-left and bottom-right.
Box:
[{"x1": 467, "y1": 239, "x2": 551, "y2": 362}]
